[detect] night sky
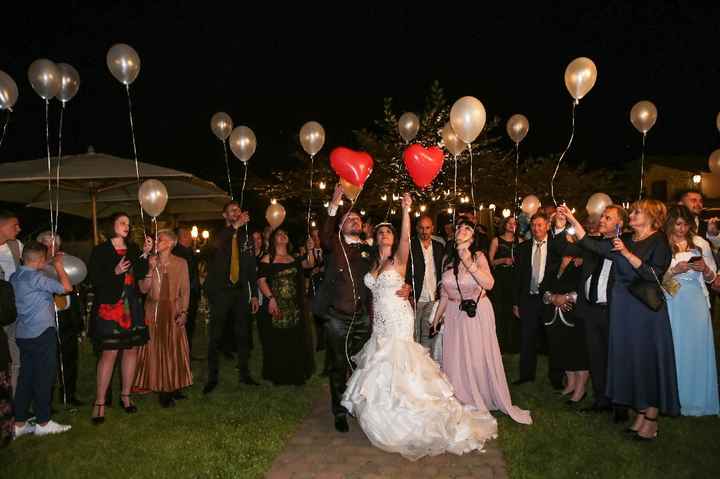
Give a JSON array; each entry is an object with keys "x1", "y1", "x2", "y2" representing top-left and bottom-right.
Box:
[{"x1": 2, "y1": 4, "x2": 720, "y2": 193}]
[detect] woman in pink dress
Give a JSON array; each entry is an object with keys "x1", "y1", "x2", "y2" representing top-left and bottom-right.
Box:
[{"x1": 432, "y1": 219, "x2": 532, "y2": 425}]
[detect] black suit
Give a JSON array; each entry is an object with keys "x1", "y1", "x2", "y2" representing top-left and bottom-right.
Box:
[
  {"x1": 406, "y1": 237, "x2": 444, "y2": 300},
  {"x1": 316, "y1": 211, "x2": 372, "y2": 417},
  {"x1": 559, "y1": 236, "x2": 615, "y2": 406},
  {"x1": 204, "y1": 226, "x2": 258, "y2": 382},
  {"x1": 513, "y1": 237, "x2": 560, "y2": 382},
  {"x1": 172, "y1": 243, "x2": 201, "y2": 355}
]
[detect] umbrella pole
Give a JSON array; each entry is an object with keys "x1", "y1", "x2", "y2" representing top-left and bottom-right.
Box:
[{"x1": 91, "y1": 189, "x2": 99, "y2": 245}]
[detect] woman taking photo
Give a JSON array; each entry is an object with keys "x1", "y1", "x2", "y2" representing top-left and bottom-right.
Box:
[{"x1": 88, "y1": 212, "x2": 152, "y2": 424}]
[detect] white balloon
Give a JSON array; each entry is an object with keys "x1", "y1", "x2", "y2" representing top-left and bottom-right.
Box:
[
  {"x1": 586, "y1": 193, "x2": 612, "y2": 216},
  {"x1": 521, "y1": 195, "x2": 541, "y2": 216},
  {"x1": 43, "y1": 254, "x2": 88, "y2": 285},
  {"x1": 138, "y1": 179, "x2": 169, "y2": 218}
]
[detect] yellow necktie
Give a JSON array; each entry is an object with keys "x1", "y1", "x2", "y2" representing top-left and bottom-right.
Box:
[{"x1": 230, "y1": 229, "x2": 240, "y2": 284}]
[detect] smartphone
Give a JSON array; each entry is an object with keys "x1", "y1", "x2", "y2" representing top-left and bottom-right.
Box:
[
  {"x1": 615, "y1": 224, "x2": 621, "y2": 238},
  {"x1": 688, "y1": 256, "x2": 702, "y2": 263}
]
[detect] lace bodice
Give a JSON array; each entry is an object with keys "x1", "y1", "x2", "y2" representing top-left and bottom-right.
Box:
[{"x1": 364, "y1": 269, "x2": 414, "y2": 340}]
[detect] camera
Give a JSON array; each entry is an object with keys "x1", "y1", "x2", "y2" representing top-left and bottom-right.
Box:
[{"x1": 459, "y1": 299, "x2": 478, "y2": 318}]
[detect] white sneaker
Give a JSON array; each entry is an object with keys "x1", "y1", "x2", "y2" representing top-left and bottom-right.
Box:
[
  {"x1": 14, "y1": 422, "x2": 35, "y2": 439},
  {"x1": 34, "y1": 420, "x2": 72, "y2": 436}
]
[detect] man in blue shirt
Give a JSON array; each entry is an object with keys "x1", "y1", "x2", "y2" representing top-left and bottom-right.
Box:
[{"x1": 10, "y1": 241, "x2": 73, "y2": 438}]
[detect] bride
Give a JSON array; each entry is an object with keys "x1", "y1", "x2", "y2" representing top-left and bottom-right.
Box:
[{"x1": 341, "y1": 193, "x2": 498, "y2": 461}]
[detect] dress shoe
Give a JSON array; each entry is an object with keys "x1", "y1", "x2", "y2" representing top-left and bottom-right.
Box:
[
  {"x1": 120, "y1": 394, "x2": 138, "y2": 413},
  {"x1": 239, "y1": 375, "x2": 260, "y2": 386},
  {"x1": 159, "y1": 393, "x2": 176, "y2": 408},
  {"x1": 334, "y1": 415, "x2": 349, "y2": 433},
  {"x1": 565, "y1": 392, "x2": 587, "y2": 406},
  {"x1": 173, "y1": 390, "x2": 188, "y2": 400},
  {"x1": 91, "y1": 403, "x2": 105, "y2": 425},
  {"x1": 579, "y1": 402, "x2": 612, "y2": 414},
  {"x1": 202, "y1": 381, "x2": 218, "y2": 395}
]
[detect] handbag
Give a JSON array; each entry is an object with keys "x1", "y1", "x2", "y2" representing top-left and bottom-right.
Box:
[{"x1": 628, "y1": 265, "x2": 666, "y2": 312}]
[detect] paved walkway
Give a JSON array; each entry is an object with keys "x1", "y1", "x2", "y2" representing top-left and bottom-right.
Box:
[{"x1": 266, "y1": 386, "x2": 507, "y2": 479}]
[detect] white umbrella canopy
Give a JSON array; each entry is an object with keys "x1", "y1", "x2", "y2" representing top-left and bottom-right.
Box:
[{"x1": 0, "y1": 149, "x2": 230, "y2": 244}]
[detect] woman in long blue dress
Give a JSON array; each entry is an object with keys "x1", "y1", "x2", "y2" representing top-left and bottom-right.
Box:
[
  {"x1": 560, "y1": 200, "x2": 679, "y2": 441},
  {"x1": 664, "y1": 205, "x2": 719, "y2": 416}
]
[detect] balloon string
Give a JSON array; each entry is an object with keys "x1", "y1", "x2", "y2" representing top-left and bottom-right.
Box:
[
  {"x1": 514, "y1": 143, "x2": 520, "y2": 217},
  {"x1": 639, "y1": 132, "x2": 647, "y2": 200},
  {"x1": 54, "y1": 103, "x2": 65, "y2": 240},
  {"x1": 240, "y1": 162, "x2": 249, "y2": 252},
  {"x1": 468, "y1": 143, "x2": 476, "y2": 213},
  {"x1": 222, "y1": 140, "x2": 234, "y2": 200},
  {"x1": 45, "y1": 99, "x2": 56, "y2": 255},
  {"x1": 551, "y1": 100, "x2": 577, "y2": 206},
  {"x1": 0, "y1": 110, "x2": 10, "y2": 150},
  {"x1": 453, "y1": 154, "x2": 458, "y2": 225},
  {"x1": 125, "y1": 84, "x2": 146, "y2": 237},
  {"x1": 306, "y1": 155, "x2": 315, "y2": 236},
  {"x1": 338, "y1": 191, "x2": 363, "y2": 372},
  {"x1": 54, "y1": 307, "x2": 67, "y2": 407}
]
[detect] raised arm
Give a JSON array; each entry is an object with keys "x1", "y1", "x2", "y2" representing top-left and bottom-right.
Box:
[{"x1": 395, "y1": 193, "x2": 412, "y2": 269}]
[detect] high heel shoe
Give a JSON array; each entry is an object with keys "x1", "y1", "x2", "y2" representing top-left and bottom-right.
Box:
[
  {"x1": 625, "y1": 411, "x2": 644, "y2": 433},
  {"x1": 120, "y1": 394, "x2": 138, "y2": 414},
  {"x1": 91, "y1": 403, "x2": 105, "y2": 425},
  {"x1": 632, "y1": 415, "x2": 659, "y2": 442},
  {"x1": 565, "y1": 392, "x2": 587, "y2": 406}
]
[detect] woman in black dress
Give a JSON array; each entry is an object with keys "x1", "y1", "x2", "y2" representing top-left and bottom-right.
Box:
[
  {"x1": 488, "y1": 216, "x2": 520, "y2": 353},
  {"x1": 542, "y1": 251, "x2": 589, "y2": 405},
  {"x1": 560, "y1": 200, "x2": 679, "y2": 441},
  {"x1": 88, "y1": 212, "x2": 152, "y2": 423},
  {"x1": 257, "y1": 228, "x2": 316, "y2": 385}
]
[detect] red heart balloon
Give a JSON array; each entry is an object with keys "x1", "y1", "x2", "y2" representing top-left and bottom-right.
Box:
[
  {"x1": 330, "y1": 147, "x2": 374, "y2": 187},
  {"x1": 403, "y1": 144, "x2": 444, "y2": 188}
]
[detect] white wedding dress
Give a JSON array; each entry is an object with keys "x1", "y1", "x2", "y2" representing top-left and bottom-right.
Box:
[{"x1": 341, "y1": 269, "x2": 498, "y2": 461}]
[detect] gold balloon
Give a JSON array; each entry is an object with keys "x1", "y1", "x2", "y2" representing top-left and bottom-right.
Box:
[
  {"x1": 28, "y1": 59, "x2": 61, "y2": 100},
  {"x1": 106, "y1": 43, "x2": 141, "y2": 85},
  {"x1": 564, "y1": 57, "x2": 598, "y2": 102},
  {"x1": 56, "y1": 63, "x2": 80, "y2": 103},
  {"x1": 398, "y1": 112, "x2": 420, "y2": 143},
  {"x1": 299, "y1": 121, "x2": 325, "y2": 156},
  {"x1": 210, "y1": 112, "x2": 233, "y2": 141},
  {"x1": 138, "y1": 179, "x2": 168, "y2": 218},
  {"x1": 450, "y1": 96, "x2": 486, "y2": 144},
  {"x1": 709, "y1": 149, "x2": 720, "y2": 175},
  {"x1": 0, "y1": 70, "x2": 19, "y2": 111},
  {"x1": 585, "y1": 192, "x2": 612, "y2": 216},
  {"x1": 265, "y1": 203, "x2": 286, "y2": 229},
  {"x1": 440, "y1": 122, "x2": 466, "y2": 156},
  {"x1": 521, "y1": 195, "x2": 541, "y2": 216},
  {"x1": 630, "y1": 101, "x2": 658, "y2": 134},
  {"x1": 506, "y1": 114, "x2": 529, "y2": 144},
  {"x1": 339, "y1": 177, "x2": 361, "y2": 202},
  {"x1": 229, "y1": 126, "x2": 257, "y2": 163}
]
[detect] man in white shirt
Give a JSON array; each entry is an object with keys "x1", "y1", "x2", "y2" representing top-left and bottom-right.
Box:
[
  {"x1": 0, "y1": 210, "x2": 23, "y2": 395},
  {"x1": 407, "y1": 215, "x2": 444, "y2": 350}
]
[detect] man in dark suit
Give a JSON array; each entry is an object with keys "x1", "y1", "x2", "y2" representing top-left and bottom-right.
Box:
[
  {"x1": 203, "y1": 201, "x2": 260, "y2": 394},
  {"x1": 557, "y1": 204, "x2": 629, "y2": 421},
  {"x1": 406, "y1": 215, "x2": 444, "y2": 349},
  {"x1": 678, "y1": 189, "x2": 707, "y2": 236},
  {"x1": 173, "y1": 227, "x2": 201, "y2": 358},
  {"x1": 512, "y1": 212, "x2": 557, "y2": 385},
  {"x1": 315, "y1": 185, "x2": 409, "y2": 432}
]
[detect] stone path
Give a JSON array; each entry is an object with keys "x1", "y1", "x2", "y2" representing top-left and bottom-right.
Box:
[{"x1": 266, "y1": 386, "x2": 507, "y2": 479}]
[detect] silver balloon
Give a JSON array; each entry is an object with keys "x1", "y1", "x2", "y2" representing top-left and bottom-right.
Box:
[
  {"x1": 450, "y1": 96, "x2": 486, "y2": 144},
  {"x1": 138, "y1": 179, "x2": 168, "y2": 218},
  {"x1": 586, "y1": 192, "x2": 612, "y2": 216},
  {"x1": 0, "y1": 70, "x2": 19, "y2": 111},
  {"x1": 106, "y1": 44, "x2": 141, "y2": 85},
  {"x1": 56, "y1": 63, "x2": 80, "y2": 103},
  {"x1": 398, "y1": 112, "x2": 420, "y2": 143},
  {"x1": 28, "y1": 59, "x2": 61, "y2": 100},
  {"x1": 440, "y1": 122, "x2": 466, "y2": 156},
  {"x1": 229, "y1": 126, "x2": 257, "y2": 163},
  {"x1": 43, "y1": 254, "x2": 88, "y2": 285},
  {"x1": 299, "y1": 121, "x2": 325, "y2": 156},
  {"x1": 211, "y1": 112, "x2": 233, "y2": 141}
]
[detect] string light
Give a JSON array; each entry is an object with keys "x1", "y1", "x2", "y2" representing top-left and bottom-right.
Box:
[
  {"x1": 502, "y1": 208, "x2": 511, "y2": 218},
  {"x1": 381, "y1": 194, "x2": 387, "y2": 201},
  {"x1": 390, "y1": 208, "x2": 396, "y2": 215},
  {"x1": 202, "y1": 230, "x2": 209, "y2": 240},
  {"x1": 447, "y1": 207, "x2": 454, "y2": 214},
  {"x1": 318, "y1": 181, "x2": 326, "y2": 190},
  {"x1": 420, "y1": 205, "x2": 427, "y2": 212},
  {"x1": 693, "y1": 174, "x2": 702, "y2": 185},
  {"x1": 360, "y1": 209, "x2": 366, "y2": 216},
  {"x1": 191, "y1": 226, "x2": 198, "y2": 239},
  {"x1": 270, "y1": 198, "x2": 277, "y2": 205},
  {"x1": 489, "y1": 204, "x2": 496, "y2": 210},
  {"x1": 323, "y1": 201, "x2": 329, "y2": 208},
  {"x1": 311, "y1": 221, "x2": 316, "y2": 227},
  {"x1": 414, "y1": 212, "x2": 420, "y2": 218}
]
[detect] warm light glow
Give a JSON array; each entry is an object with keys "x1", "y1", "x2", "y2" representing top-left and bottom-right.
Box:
[
  {"x1": 202, "y1": 230, "x2": 209, "y2": 240},
  {"x1": 338, "y1": 200, "x2": 344, "y2": 206},
  {"x1": 360, "y1": 210, "x2": 366, "y2": 216},
  {"x1": 479, "y1": 204, "x2": 485, "y2": 210},
  {"x1": 502, "y1": 208, "x2": 511, "y2": 218},
  {"x1": 381, "y1": 194, "x2": 388, "y2": 201},
  {"x1": 444, "y1": 190, "x2": 450, "y2": 197},
  {"x1": 414, "y1": 212, "x2": 421, "y2": 218},
  {"x1": 319, "y1": 181, "x2": 326, "y2": 190},
  {"x1": 489, "y1": 204, "x2": 496, "y2": 210},
  {"x1": 195, "y1": 249, "x2": 201, "y2": 254},
  {"x1": 311, "y1": 221, "x2": 316, "y2": 227},
  {"x1": 323, "y1": 202, "x2": 330, "y2": 208},
  {"x1": 693, "y1": 174, "x2": 702, "y2": 185},
  {"x1": 447, "y1": 208, "x2": 454, "y2": 214},
  {"x1": 390, "y1": 208, "x2": 397, "y2": 215},
  {"x1": 270, "y1": 198, "x2": 277, "y2": 205},
  {"x1": 393, "y1": 194, "x2": 400, "y2": 201},
  {"x1": 571, "y1": 208, "x2": 576, "y2": 214},
  {"x1": 191, "y1": 225, "x2": 198, "y2": 239},
  {"x1": 420, "y1": 205, "x2": 427, "y2": 212}
]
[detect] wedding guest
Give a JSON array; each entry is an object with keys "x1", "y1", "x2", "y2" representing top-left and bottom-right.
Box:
[
  {"x1": 488, "y1": 216, "x2": 520, "y2": 353},
  {"x1": 0, "y1": 210, "x2": 22, "y2": 396}
]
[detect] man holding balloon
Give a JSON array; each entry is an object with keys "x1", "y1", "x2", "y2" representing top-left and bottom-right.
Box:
[{"x1": 203, "y1": 202, "x2": 260, "y2": 394}]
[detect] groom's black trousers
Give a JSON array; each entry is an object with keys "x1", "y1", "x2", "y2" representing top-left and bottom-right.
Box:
[{"x1": 324, "y1": 307, "x2": 370, "y2": 417}]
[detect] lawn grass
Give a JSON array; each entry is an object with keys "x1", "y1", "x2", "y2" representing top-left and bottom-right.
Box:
[{"x1": 2, "y1": 327, "x2": 719, "y2": 478}]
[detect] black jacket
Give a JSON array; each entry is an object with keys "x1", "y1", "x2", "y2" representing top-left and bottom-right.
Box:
[
  {"x1": 555, "y1": 236, "x2": 615, "y2": 315},
  {"x1": 203, "y1": 226, "x2": 258, "y2": 297},
  {"x1": 88, "y1": 240, "x2": 149, "y2": 306},
  {"x1": 406, "y1": 237, "x2": 445, "y2": 300},
  {"x1": 512, "y1": 237, "x2": 560, "y2": 306}
]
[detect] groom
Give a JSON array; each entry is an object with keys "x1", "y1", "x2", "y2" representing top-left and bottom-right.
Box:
[{"x1": 316, "y1": 184, "x2": 410, "y2": 432}]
